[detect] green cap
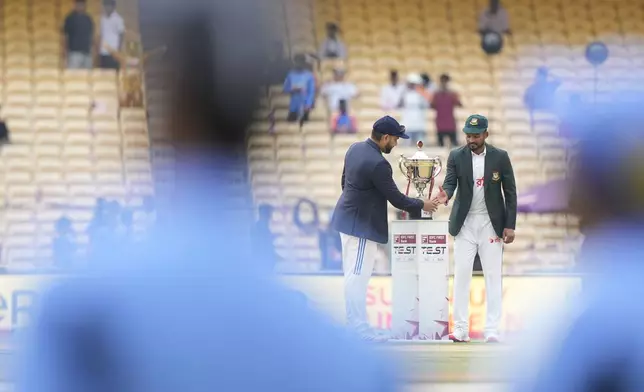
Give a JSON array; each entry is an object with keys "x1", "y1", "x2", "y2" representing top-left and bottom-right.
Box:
[{"x1": 462, "y1": 114, "x2": 488, "y2": 134}]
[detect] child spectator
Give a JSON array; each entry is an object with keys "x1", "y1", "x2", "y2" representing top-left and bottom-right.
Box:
[
  {"x1": 331, "y1": 99, "x2": 357, "y2": 134},
  {"x1": 283, "y1": 54, "x2": 316, "y2": 123}
]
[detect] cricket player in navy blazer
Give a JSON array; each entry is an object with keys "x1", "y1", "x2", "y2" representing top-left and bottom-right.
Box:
[{"x1": 331, "y1": 115, "x2": 440, "y2": 341}]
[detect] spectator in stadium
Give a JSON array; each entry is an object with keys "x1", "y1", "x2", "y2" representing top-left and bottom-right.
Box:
[
  {"x1": 380, "y1": 70, "x2": 405, "y2": 111},
  {"x1": 120, "y1": 209, "x2": 135, "y2": 242},
  {"x1": 104, "y1": 39, "x2": 166, "y2": 107},
  {"x1": 417, "y1": 74, "x2": 434, "y2": 103},
  {"x1": 432, "y1": 74, "x2": 463, "y2": 147},
  {"x1": 319, "y1": 23, "x2": 347, "y2": 60},
  {"x1": 98, "y1": 0, "x2": 125, "y2": 70},
  {"x1": 62, "y1": 0, "x2": 95, "y2": 69},
  {"x1": 399, "y1": 73, "x2": 430, "y2": 144},
  {"x1": 319, "y1": 209, "x2": 342, "y2": 271},
  {"x1": 88, "y1": 200, "x2": 124, "y2": 264},
  {"x1": 478, "y1": 0, "x2": 511, "y2": 35},
  {"x1": 421, "y1": 73, "x2": 437, "y2": 93},
  {"x1": 283, "y1": 53, "x2": 316, "y2": 123},
  {"x1": 53, "y1": 216, "x2": 77, "y2": 270},
  {"x1": 303, "y1": 56, "x2": 320, "y2": 109},
  {"x1": 264, "y1": 41, "x2": 292, "y2": 86},
  {"x1": 87, "y1": 197, "x2": 107, "y2": 241},
  {"x1": 320, "y1": 68, "x2": 359, "y2": 112},
  {"x1": 252, "y1": 204, "x2": 279, "y2": 272},
  {"x1": 0, "y1": 110, "x2": 10, "y2": 145},
  {"x1": 141, "y1": 196, "x2": 157, "y2": 229},
  {"x1": 331, "y1": 99, "x2": 358, "y2": 134},
  {"x1": 524, "y1": 67, "x2": 561, "y2": 114},
  {"x1": 559, "y1": 94, "x2": 584, "y2": 138}
]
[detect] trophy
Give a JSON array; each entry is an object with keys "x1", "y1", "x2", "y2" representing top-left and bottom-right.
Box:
[{"x1": 399, "y1": 141, "x2": 442, "y2": 219}]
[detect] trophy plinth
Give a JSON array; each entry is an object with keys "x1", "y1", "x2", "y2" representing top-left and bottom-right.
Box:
[{"x1": 399, "y1": 141, "x2": 442, "y2": 220}]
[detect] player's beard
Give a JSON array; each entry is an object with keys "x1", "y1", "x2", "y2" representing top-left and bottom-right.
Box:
[
  {"x1": 469, "y1": 142, "x2": 483, "y2": 152},
  {"x1": 382, "y1": 140, "x2": 396, "y2": 154}
]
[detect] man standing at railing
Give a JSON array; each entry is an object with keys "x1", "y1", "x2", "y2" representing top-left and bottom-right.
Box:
[{"x1": 332, "y1": 115, "x2": 439, "y2": 341}]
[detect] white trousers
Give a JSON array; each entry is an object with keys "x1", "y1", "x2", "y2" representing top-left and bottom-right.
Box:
[
  {"x1": 452, "y1": 213, "x2": 503, "y2": 337},
  {"x1": 340, "y1": 233, "x2": 379, "y2": 333}
]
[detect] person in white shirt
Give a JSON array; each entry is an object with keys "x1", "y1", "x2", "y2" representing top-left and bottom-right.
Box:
[
  {"x1": 318, "y1": 23, "x2": 347, "y2": 59},
  {"x1": 399, "y1": 73, "x2": 429, "y2": 144},
  {"x1": 380, "y1": 70, "x2": 405, "y2": 111},
  {"x1": 99, "y1": 0, "x2": 125, "y2": 69},
  {"x1": 320, "y1": 68, "x2": 358, "y2": 112}
]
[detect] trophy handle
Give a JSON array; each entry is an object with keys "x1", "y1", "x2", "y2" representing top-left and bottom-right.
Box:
[
  {"x1": 432, "y1": 158, "x2": 443, "y2": 178},
  {"x1": 398, "y1": 157, "x2": 412, "y2": 179}
]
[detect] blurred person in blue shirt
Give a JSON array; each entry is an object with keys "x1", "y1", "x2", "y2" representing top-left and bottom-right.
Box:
[
  {"x1": 331, "y1": 99, "x2": 358, "y2": 134},
  {"x1": 524, "y1": 67, "x2": 561, "y2": 114},
  {"x1": 284, "y1": 53, "x2": 316, "y2": 124},
  {"x1": 52, "y1": 216, "x2": 77, "y2": 270},
  {"x1": 251, "y1": 204, "x2": 280, "y2": 273},
  {"x1": 16, "y1": 2, "x2": 401, "y2": 392},
  {"x1": 513, "y1": 100, "x2": 644, "y2": 392}
]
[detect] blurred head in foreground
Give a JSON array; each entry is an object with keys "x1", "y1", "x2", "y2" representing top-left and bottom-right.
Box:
[
  {"x1": 17, "y1": 1, "x2": 398, "y2": 392},
  {"x1": 514, "y1": 100, "x2": 644, "y2": 392},
  {"x1": 567, "y1": 101, "x2": 644, "y2": 230}
]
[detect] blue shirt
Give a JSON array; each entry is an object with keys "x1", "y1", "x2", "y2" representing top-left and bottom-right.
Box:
[
  {"x1": 283, "y1": 69, "x2": 315, "y2": 112},
  {"x1": 335, "y1": 114, "x2": 353, "y2": 129},
  {"x1": 517, "y1": 220, "x2": 644, "y2": 392}
]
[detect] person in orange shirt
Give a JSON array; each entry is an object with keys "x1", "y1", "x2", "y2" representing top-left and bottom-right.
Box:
[{"x1": 104, "y1": 38, "x2": 166, "y2": 108}]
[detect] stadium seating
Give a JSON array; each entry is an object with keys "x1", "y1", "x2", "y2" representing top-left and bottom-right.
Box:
[
  {"x1": 0, "y1": 0, "x2": 154, "y2": 266},
  {"x1": 244, "y1": 0, "x2": 644, "y2": 273}
]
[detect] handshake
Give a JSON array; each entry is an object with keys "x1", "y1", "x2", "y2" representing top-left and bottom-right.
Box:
[{"x1": 421, "y1": 186, "x2": 448, "y2": 213}]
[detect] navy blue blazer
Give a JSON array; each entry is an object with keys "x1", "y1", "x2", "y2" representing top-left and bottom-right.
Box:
[{"x1": 331, "y1": 139, "x2": 424, "y2": 244}]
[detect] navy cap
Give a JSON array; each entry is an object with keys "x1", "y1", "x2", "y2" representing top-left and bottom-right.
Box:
[{"x1": 372, "y1": 116, "x2": 409, "y2": 139}]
